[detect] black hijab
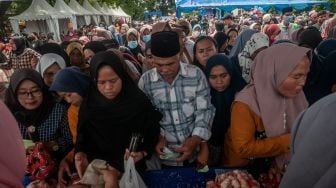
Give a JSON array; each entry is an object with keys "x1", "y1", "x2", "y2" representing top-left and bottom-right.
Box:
[
  {"x1": 4, "y1": 69, "x2": 54, "y2": 140},
  {"x1": 205, "y1": 54, "x2": 246, "y2": 146},
  {"x1": 298, "y1": 27, "x2": 322, "y2": 50},
  {"x1": 83, "y1": 41, "x2": 107, "y2": 54},
  {"x1": 304, "y1": 39, "x2": 336, "y2": 105},
  {"x1": 39, "y1": 42, "x2": 71, "y2": 67},
  {"x1": 12, "y1": 37, "x2": 26, "y2": 56},
  {"x1": 77, "y1": 51, "x2": 161, "y2": 171},
  {"x1": 304, "y1": 51, "x2": 336, "y2": 105}
]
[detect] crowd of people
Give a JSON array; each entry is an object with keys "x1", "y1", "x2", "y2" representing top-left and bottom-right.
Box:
[{"x1": 0, "y1": 6, "x2": 336, "y2": 188}]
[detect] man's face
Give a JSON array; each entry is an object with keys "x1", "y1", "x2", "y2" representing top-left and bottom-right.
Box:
[
  {"x1": 283, "y1": 12, "x2": 294, "y2": 26},
  {"x1": 318, "y1": 14, "x2": 327, "y2": 24},
  {"x1": 223, "y1": 18, "x2": 233, "y2": 26},
  {"x1": 153, "y1": 53, "x2": 181, "y2": 82}
]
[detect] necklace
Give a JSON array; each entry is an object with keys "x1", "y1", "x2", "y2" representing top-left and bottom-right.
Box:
[{"x1": 283, "y1": 98, "x2": 287, "y2": 130}]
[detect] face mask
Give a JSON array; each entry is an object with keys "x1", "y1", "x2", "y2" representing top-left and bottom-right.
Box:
[
  {"x1": 128, "y1": 41, "x2": 138, "y2": 49},
  {"x1": 143, "y1": 35, "x2": 151, "y2": 42},
  {"x1": 284, "y1": 15, "x2": 294, "y2": 23}
]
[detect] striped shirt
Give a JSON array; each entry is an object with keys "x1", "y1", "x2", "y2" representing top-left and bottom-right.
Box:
[
  {"x1": 18, "y1": 103, "x2": 73, "y2": 157},
  {"x1": 138, "y1": 62, "x2": 215, "y2": 166}
]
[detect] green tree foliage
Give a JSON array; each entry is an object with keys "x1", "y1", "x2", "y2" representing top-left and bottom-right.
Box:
[
  {"x1": 327, "y1": 0, "x2": 336, "y2": 12},
  {"x1": 6, "y1": 0, "x2": 176, "y2": 20}
]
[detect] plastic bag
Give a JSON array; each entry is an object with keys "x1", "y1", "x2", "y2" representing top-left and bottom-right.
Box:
[
  {"x1": 119, "y1": 157, "x2": 147, "y2": 188},
  {"x1": 25, "y1": 143, "x2": 56, "y2": 181}
]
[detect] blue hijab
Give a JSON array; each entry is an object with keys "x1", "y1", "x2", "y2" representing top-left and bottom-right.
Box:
[
  {"x1": 304, "y1": 39, "x2": 336, "y2": 105},
  {"x1": 205, "y1": 54, "x2": 246, "y2": 146}
]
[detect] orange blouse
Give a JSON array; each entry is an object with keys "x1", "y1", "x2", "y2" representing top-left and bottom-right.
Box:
[
  {"x1": 223, "y1": 101, "x2": 290, "y2": 167},
  {"x1": 66, "y1": 104, "x2": 79, "y2": 161}
]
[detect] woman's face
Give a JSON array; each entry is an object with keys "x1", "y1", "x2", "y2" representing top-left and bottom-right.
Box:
[
  {"x1": 43, "y1": 63, "x2": 61, "y2": 87},
  {"x1": 120, "y1": 27, "x2": 127, "y2": 35},
  {"x1": 17, "y1": 80, "x2": 43, "y2": 110},
  {"x1": 277, "y1": 56, "x2": 310, "y2": 98},
  {"x1": 70, "y1": 48, "x2": 83, "y2": 66},
  {"x1": 208, "y1": 65, "x2": 231, "y2": 92},
  {"x1": 57, "y1": 91, "x2": 83, "y2": 106},
  {"x1": 253, "y1": 24, "x2": 261, "y2": 32},
  {"x1": 143, "y1": 29, "x2": 150, "y2": 35},
  {"x1": 195, "y1": 39, "x2": 217, "y2": 67},
  {"x1": 9, "y1": 39, "x2": 17, "y2": 51},
  {"x1": 228, "y1": 31, "x2": 238, "y2": 46},
  {"x1": 127, "y1": 34, "x2": 137, "y2": 42},
  {"x1": 83, "y1": 49, "x2": 95, "y2": 64},
  {"x1": 96, "y1": 65, "x2": 122, "y2": 100}
]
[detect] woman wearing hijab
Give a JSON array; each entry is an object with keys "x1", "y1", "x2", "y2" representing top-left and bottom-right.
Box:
[
  {"x1": 139, "y1": 25, "x2": 152, "y2": 52},
  {"x1": 39, "y1": 42, "x2": 71, "y2": 67},
  {"x1": 228, "y1": 29, "x2": 258, "y2": 59},
  {"x1": 0, "y1": 37, "x2": 41, "y2": 71},
  {"x1": 66, "y1": 42, "x2": 90, "y2": 74},
  {"x1": 280, "y1": 94, "x2": 336, "y2": 188},
  {"x1": 126, "y1": 28, "x2": 145, "y2": 65},
  {"x1": 298, "y1": 27, "x2": 322, "y2": 50},
  {"x1": 35, "y1": 53, "x2": 66, "y2": 87},
  {"x1": 4, "y1": 69, "x2": 72, "y2": 161},
  {"x1": 83, "y1": 41, "x2": 107, "y2": 64},
  {"x1": 205, "y1": 54, "x2": 246, "y2": 166},
  {"x1": 213, "y1": 31, "x2": 229, "y2": 55},
  {"x1": 191, "y1": 24, "x2": 202, "y2": 42},
  {"x1": 265, "y1": 24, "x2": 281, "y2": 45},
  {"x1": 238, "y1": 33, "x2": 269, "y2": 83},
  {"x1": 229, "y1": 29, "x2": 258, "y2": 74},
  {"x1": 0, "y1": 101, "x2": 25, "y2": 188},
  {"x1": 74, "y1": 51, "x2": 161, "y2": 186},
  {"x1": 304, "y1": 51, "x2": 336, "y2": 105},
  {"x1": 223, "y1": 43, "x2": 311, "y2": 177},
  {"x1": 193, "y1": 36, "x2": 218, "y2": 73},
  {"x1": 304, "y1": 39, "x2": 336, "y2": 105},
  {"x1": 49, "y1": 67, "x2": 90, "y2": 187}
]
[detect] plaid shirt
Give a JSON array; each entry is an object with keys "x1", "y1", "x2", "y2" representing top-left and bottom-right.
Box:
[
  {"x1": 139, "y1": 62, "x2": 215, "y2": 166},
  {"x1": 19, "y1": 103, "x2": 73, "y2": 156},
  {"x1": 2, "y1": 48, "x2": 41, "y2": 71}
]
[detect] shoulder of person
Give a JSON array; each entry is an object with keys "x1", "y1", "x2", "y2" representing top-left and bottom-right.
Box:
[
  {"x1": 182, "y1": 63, "x2": 204, "y2": 78},
  {"x1": 52, "y1": 103, "x2": 68, "y2": 113}
]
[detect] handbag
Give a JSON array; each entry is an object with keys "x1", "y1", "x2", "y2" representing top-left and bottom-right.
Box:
[{"x1": 119, "y1": 157, "x2": 147, "y2": 188}]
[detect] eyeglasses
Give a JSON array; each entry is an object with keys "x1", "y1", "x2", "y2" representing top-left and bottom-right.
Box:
[{"x1": 17, "y1": 89, "x2": 42, "y2": 99}]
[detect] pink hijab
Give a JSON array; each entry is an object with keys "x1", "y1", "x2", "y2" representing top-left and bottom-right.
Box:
[
  {"x1": 235, "y1": 43, "x2": 310, "y2": 167},
  {"x1": 0, "y1": 101, "x2": 25, "y2": 187}
]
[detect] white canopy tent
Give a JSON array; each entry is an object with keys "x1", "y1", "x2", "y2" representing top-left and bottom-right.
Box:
[
  {"x1": 115, "y1": 7, "x2": 131, "y2": 22},
  {"x1": 54, "y1": 0, "x2": 79, "y2": 31},
  {"x1": 9, "y1": 0, "x2": 72, "y2": 42},
  {"x1": 92, "y1": 1, "x2": 111, "y2": 25},
  {"x1": 68, "y1": 0, "x2": 95, "y2": 25},
  {"x1": 82, "y1": 0, "x2": 103, "y2": 25}
]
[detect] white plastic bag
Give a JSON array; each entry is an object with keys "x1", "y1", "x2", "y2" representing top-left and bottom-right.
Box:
[{"x1": 119, "y1": 157, "x2": 147, "y2": 188}]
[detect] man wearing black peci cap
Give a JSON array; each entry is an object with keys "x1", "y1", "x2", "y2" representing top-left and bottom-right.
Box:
[{"x1": 138, "y1": 31, "x2": 215, "y2": 167}]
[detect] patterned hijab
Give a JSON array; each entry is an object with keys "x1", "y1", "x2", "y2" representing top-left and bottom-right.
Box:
[
  {"x1": 235, "y1": 43, "x2": 311, "y2": 167},
  {"x1": 238, "y1": 33, "x2": 269, "y2": 83}
]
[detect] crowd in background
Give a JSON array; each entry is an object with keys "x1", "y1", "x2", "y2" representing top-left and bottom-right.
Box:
[{"x1": 1, "y1": 6, "x2": 336, "y2": 188}]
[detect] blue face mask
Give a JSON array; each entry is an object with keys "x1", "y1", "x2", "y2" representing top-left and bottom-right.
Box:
[
  {"x1": 284, "y1": 15, "x2": 294, "y2": 23},
  {"x1": 128, "y1": 41, "x2": 138, "y2": 49},
  {"x1": 143, "y1": 35, "x2": 151, "y2": 42}
]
